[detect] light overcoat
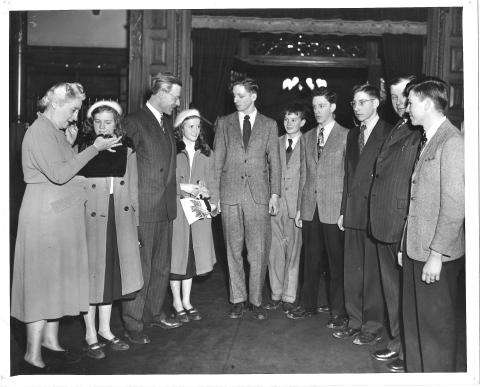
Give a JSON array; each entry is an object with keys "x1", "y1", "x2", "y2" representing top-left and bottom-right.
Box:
[
  {"x1": 171, "y1": 148, "x2": 217, "y2": 275},
  {"x1": 11, "y1": 114, "x2": 98, "y2": 323},
  {"x1": 404, "y1": 119, "x2": 464, "y2": 262},
  {"x1": 84, "y1": 148, "x2": 144, "y2": 303},
  {"x1": 298, "y1": 122, "x2": 348, "y2": 224}
]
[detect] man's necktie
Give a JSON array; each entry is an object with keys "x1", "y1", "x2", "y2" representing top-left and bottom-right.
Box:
[
  {"x1": 286, "y1": 138, "x2": 293, "y2": 164},
  {"x1": 159, "y1": 114, "x2": 164, "y2": 132},
  {"x1": 415, "y1": 129, "x2": 427, "y2": 162},
  {"x1": 317, "y1": 127, "x2": 324, "y2": 159},
  {"x1": 243, "y1": 115, "x2": 251, "y2": 149},
  {"x1": 358, "y1": 124, "x2": 367, "y2": 154}
]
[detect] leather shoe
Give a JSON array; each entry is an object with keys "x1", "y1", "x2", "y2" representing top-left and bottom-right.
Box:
[
  {"x1": 250, "y1": 304, "x2": 267, "y2": 320},
  {"x1": 316, "y1": 305, "x2": 331, "y2": 313},
  {"x1": 83, "y1": 342, "x2": 106, "y2": 360},
  {"x1": 326, "y1": 315, "x2": 348, "y2": 329},
  {"x1": 264, "y1": 299, "x2": 281, "y2": 310},
  {"x1": 124, "y1": 330, "x2": 151, "y2": 344},
  {"x1": 226, "y1": 302, "x2": 245, "y2": 319},
  {"x1": 387, "y1": 358, "x2": 405, "y2": 373},
  {"x1": 150, "y1": 316, "x2": 182, "y2": 329},
  {"x1": 372, "y1": 348, "x2": 399, "y2": 362},
  {"x1": 332, "y1": 326, "x2": 360, "y2": 339},
  {"x1": 282, "y1": 301, "x2": 295, "y2": 313},
  {"x1": 19, "y1": 359, "x2": 51, "y2": 374},
  {"x1": 42, "y1": 346, "x2": 82, "y2": 363},
  {"x1": 286, "y1": 305, "x2": 314, "y2": 320},
  {"x1": 173, "y1": 309, "x2": 190, "y2": 324},
  {"x1": 353, "y1": 331, "x2": 382, "y2": 346},
  {"x1": 185, "y1": 307, "x2": 202, "y2": 321}
]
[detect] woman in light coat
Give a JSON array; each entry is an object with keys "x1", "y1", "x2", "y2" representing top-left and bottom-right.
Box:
[
  {"x1": 170, "y1": 109, "x2": 217, "y2": 322},
  {"x1": 11, "y1": 83, "x2": 121, "y2": 372},
  {"x1": 77, "y1": 101, "x2": 143, "y2": 359}
]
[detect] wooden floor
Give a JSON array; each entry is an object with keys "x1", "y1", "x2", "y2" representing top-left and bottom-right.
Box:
[{"x1": 10, "y1": 226, "x2": 466, "y2": 380}]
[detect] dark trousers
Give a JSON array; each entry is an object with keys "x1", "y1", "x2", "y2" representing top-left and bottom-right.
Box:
[
  {"x1": 122, "y1": 220, "x2": 173, "y2": 332},
  {"x1": 344, "y1": 228, "x2": 384, "y2": 333},
  {"x1": 301, "y1": 208, "x2": 346, "y2": 316},
  {"x1": 402, "y1": 254, "x2": 464, "y2": 372},
  {"x1": 376, "y1": 241, "x2": 402, "y2": 355}
]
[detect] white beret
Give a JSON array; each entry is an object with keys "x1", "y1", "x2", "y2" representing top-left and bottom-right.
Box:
[
  {"x1": 174, "y1": 108, "x2": 201, "y2": 128},
  {"x1": 87, "y1": 100, "x2": 123, "y2": 119}
]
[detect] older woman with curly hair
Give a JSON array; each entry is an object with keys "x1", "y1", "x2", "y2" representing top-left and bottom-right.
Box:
[
  {"x1": 11, "y1": 82, "x2": 121, "y2": 372},
  {"x1": 169, "y1": 109, "x2": 218, "y2": 323},
  {"x1": 76, "y1": 100, "x2": 143, "y2": 359}
]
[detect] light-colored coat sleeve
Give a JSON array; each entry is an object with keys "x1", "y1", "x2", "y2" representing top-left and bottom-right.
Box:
[
  {"x1": 266, "y1": 121, "x2": 281, "y2": 197},
  {"x1": 213, "y1": 117, "x2": 226, "y2": 204},
  {"x1": 27, "y1": 122, "x2": 98, "y2": 184},
  {"x1": 297, "y1": 134, "x2": 307, "y2": 211},
  {"x1": 430, "y1": 135, "x2": 464, "y2": 256},
  {"x1": 127, "y1": 150, "x2": 140, "y2": 227}
]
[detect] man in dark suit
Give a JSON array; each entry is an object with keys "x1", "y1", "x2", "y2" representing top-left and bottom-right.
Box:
[
  {"x1": 369, "y1": 75, "x2": 421, "y2": 372},
  {"x1": 288, "y1": 87, "x2": 348, "y2": 329},
  {"x1": 214, "y1": 78, "x2": 281, "y2": 320},
  {"x1": 122, "y1": 73, "x2": 182, "y2": 344},
  {"x1": 333, "y1": 83, "x2": 392, "y2": 345},
  {"x1": 401, "y1": 78, "x2": 464, "y2": 372}
]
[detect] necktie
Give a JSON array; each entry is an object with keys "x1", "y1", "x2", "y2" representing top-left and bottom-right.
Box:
[
  {"x1": 415, "y1": 129, "x2": 427, "y2": 162},
  {"x1": 317, "y1": 127, "x2": 324, "y2": 159},
  {"x1": 286, "y1": 138, "x2": 293, "y2": 164},
  {"x1": 243, "y1": 115, "x2": 251, "y2": 149},
  {"x1": 358, "y1": 124, "x2": 367, "y2": 154},
  {"x1": 159, "y1": 114, "x2": 164, "y2": 132}
]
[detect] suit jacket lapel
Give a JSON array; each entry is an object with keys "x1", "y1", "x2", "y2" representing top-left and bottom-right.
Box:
[
  {"x1": 323, "y1": 123, "x2": 341, "y2": 154},
  {"x1": 228, "y1": 113, "x2": 244, "y2": 150},
  {"x1": 308, "y1": 127, "x2": 319, "y2": 163},
  {"x1": 414, "y1": 120, "x2": 449, "y2": 173},
  {"x1": 279, "y1": 135, "x2": 287, "y2": 168},
  {"x1": 248, "y1": 113, "x2": 264, "y2": 151}
]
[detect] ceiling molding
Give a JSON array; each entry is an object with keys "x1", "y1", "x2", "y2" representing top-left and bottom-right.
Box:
[{"x1": 192, "y1": 15, "x2": 427, "y2": 36}]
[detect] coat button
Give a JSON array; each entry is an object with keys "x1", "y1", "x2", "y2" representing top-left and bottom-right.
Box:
[
  {"x1": 91, "y1": 212, "x2": 96, "y2": 217},
  {"x1": 124, "y1": 206, "x2": 129, "y2": 211},
  {"x1": 241, "y1": 176, "x2": 244, "y2": 179},
  {"x1": 91, "y1": 184, "x2": 96, "y2": 188},
  {"x1": 314, "y1": 190, "x2": 317, "y2": 194},
  {"x1": 410, "y1": 196, "x2": 415, "y2": 201},
  {"x1": 120, "y1": 180, "x2": 125, "y2": 185},
  {"x1": 160, "y1": 168, "x2": 164, "y2": 172}
]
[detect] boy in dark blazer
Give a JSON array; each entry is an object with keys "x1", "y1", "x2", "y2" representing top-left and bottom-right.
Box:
[
  {"x1": 401, "y1": 78, "x2": 464, "y2": 372},
  {"x1": 333, "y1": 83, "x2": 392, "y2": 345},
  {"x1": 369, "y1": 75, "x2": 421, "y2": 372}
]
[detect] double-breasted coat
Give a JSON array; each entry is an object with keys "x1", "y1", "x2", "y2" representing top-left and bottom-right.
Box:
[
  {"x1": 171, "y1": 147, "x2": 217, "y2": 276},
  {"x1": 84, "y1": 148, "x2": 143, "y2": 303}
]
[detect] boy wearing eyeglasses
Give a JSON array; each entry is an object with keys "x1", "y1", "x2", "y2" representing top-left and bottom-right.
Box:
[{"x1": 333, "y1": 83, "x2": 392, "y2": 346}]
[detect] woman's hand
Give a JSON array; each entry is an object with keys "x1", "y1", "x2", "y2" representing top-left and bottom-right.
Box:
[
  {"x1": 93, "y1": 135, "x2": 122, "y2": 152},
  {"x1": 65, "y1": 125, "x2": 78, "y2": 145}
]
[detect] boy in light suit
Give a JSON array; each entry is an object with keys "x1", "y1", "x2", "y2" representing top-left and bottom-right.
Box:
[
  {"x1": 265, "y1": 103, "x2": 305, "y2": 314},
  {"x1": 401, "y1": 78, "x2": 464, "y2": 372}
]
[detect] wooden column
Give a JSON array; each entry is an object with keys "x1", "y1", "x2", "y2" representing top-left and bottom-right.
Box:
[
  {"x1": 424, "y1": 8, "x2": 463, "y2": 127},
  {"x1": 127, "y1": 10, "x2": 191, "y2": 113}
]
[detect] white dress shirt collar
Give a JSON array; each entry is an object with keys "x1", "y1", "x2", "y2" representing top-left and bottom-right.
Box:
[
  {"x1": 285, "y1": 133, "x2": 301, "y2": 149},
  {"x1": 317, "y1": 120, "x2": 335, "y2": 145},
  {"x1": 238, "y1": 109, "x2": 257, "y2": 133},
  {"x1": 424, "y1": 116, "x2": 446, "y2": 145},
  {"x1": 361, "y1": 113, "x2": 379, "y2": 144},
  {"x1": 146, "y1": 101, "x2": 163, "y2": 127}
]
